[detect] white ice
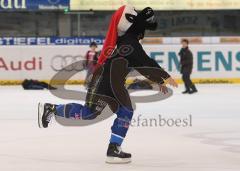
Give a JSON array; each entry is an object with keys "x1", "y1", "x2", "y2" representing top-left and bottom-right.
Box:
[{"x1": 0, "y1": 84, "x2": 240, "y2": 171}]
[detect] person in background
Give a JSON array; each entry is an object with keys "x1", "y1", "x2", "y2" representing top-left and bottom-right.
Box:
[
  {"x1": 84, "y1": 42, "x2": 99, "y2": 87},
  {"x1": 178, "y1": 39, "x2": 198, "y2": 94}
]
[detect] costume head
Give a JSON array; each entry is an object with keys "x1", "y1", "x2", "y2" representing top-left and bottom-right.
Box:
[
  {"x1": 126, "y1": 7, "x2": 158, "y2": 39},
  {"x1": 98, "y1": 5, "x2": 157, "y2": 64}
]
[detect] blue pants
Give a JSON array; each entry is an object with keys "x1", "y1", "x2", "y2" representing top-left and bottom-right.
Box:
[{"x1": 55, "y1": 103, "x2": 133, "y2": 145}]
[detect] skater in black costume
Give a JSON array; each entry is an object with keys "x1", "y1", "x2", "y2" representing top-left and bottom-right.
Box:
[{"x1": 38, "y1": 5, "x2": 178, "y2": 164}]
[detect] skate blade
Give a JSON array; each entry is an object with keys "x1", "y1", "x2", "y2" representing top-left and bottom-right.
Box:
[
  {"x1": 105, "y1": 157, "x2": 131, "y2": 164},
  {"x1": 38, "y1": 102, "x2": 44, "y2": 128}
]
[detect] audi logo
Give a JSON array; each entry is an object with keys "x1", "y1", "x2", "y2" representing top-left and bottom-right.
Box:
[
  {"x1": 51, "y1": 55, "x2": 86, "y2": 71},
  {"x1": 51, "y1": 45, "x2": 134, "y2": 71}
]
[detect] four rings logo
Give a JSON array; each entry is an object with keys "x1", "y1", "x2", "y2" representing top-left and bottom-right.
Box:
[
  {"x1": 51, "y1": 55, "x2": 85, "y2": 71},
  {"x1": 51, "y1": 45, "x2": 134, "y2": 72}
]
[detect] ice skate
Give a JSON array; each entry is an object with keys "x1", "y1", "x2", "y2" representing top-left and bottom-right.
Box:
[
  {"x1": 182, "y1": 89, "x2": 190, "y2": 94},
  {"x1": 106, "y1": 143, "x2": 131, "y2": 164},
  {"x1": 189, "y1": 85, "x2": 198, "y2": 94},
  {"x1": 38, "y1": 103, "x2": 56, "y2": 128},
  {"x1": 189, "y1": 89, "x2": 198, "y2": 94}
]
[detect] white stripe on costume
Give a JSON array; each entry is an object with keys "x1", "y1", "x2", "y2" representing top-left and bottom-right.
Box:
[{"x1": 111, "y1": 133, "x2": 124, "y2": 139}]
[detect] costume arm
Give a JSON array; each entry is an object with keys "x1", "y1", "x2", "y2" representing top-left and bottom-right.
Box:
[{"x1": 127, "y1": 42, "x2": 170, "y2": 84}]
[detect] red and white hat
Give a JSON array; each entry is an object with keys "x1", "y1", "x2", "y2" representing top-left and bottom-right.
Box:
[{"x1": 97, "y1": 5, "x2": 137, "y2": 65}]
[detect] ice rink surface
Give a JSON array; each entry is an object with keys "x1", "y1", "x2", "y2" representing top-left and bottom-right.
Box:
[{"x1": 0, "y1": 84, "x2": 240, "y2": 171}]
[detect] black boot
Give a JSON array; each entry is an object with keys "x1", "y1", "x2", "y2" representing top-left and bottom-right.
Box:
[
  {"x1": 106, "y1": 143, "x2": 131, "y2": 164},
  {"x1": 189, "y1": 84, "x2": 198, "y2": 94},
  {"x1": 38, "y1": 103, "x2": 56, "y2": 128},
  {"x1": 182, "y1": 88, "x2": 190, "y2": 94}
]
